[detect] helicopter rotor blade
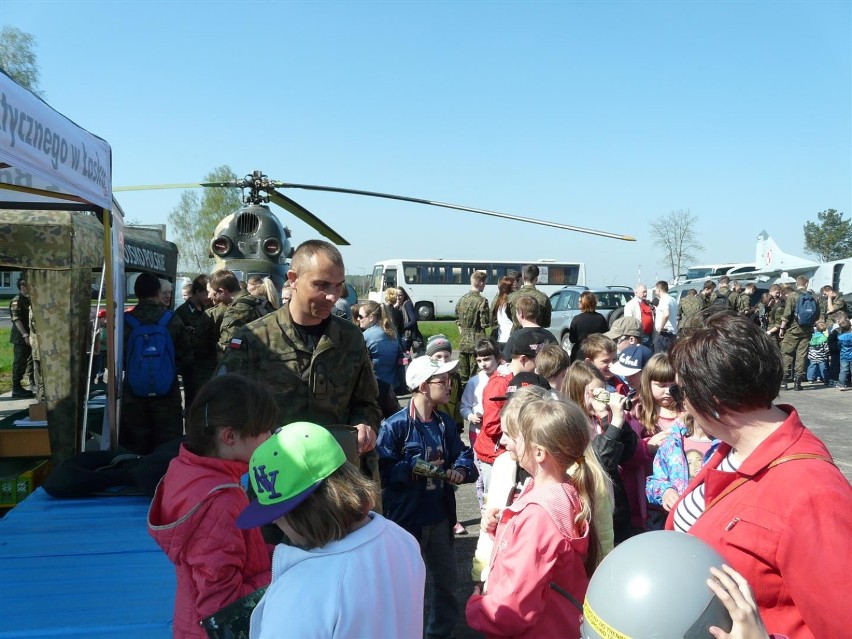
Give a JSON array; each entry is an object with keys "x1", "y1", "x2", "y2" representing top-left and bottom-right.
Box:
[
  {"x1": 266, "y1": 188, "x2": 350, "y2": 246},
  {"x1": 113, "y1": 181, "x2": 237, "y2": 192},
  {"x1": 271, "y1": 182, "x2": 636, "y2": 242}
]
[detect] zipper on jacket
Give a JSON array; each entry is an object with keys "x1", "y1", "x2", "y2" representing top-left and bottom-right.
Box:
[{"x1": 725, "y1": 517, "x2": 740, "y2": 532}]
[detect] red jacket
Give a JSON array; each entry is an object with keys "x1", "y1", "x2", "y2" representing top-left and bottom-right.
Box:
[
  {"x1": 467, "y1": 480, "x2": 589, "y2": 638},
  {"x1": 475, "y1": 370, "x2": 514, "y2": 464},
  {"x1": 148, "y1": 445, "x2": 271, "y2": 639},
  {"x1": 666, "y1": 406, "x2": 852, "y2": 639}
]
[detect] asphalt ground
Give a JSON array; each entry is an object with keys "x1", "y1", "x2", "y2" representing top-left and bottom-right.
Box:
[{"x1": 1, "y1": 378, "x2": 848, "y2": 639}]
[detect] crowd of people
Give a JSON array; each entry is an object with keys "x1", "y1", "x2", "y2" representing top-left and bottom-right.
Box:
[{"x1": 12, "y1": 251, "x2": 850, "y2": 638}]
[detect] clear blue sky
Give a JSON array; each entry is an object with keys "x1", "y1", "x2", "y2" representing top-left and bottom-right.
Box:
[{"x1": 4, "y1": 1, "x2": 850, "y2": 284}]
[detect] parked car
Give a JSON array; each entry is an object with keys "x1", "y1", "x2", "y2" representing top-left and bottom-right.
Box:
[{"x1": 547, "y1": 286, "x2": 634, "y2": 353}]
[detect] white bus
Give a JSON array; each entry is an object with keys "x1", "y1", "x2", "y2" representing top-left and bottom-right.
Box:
[{"x1": 368, "y1": 258, "x2": 586, "y2": 320}]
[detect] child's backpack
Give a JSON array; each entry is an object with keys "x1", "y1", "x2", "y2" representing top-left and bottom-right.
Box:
[
  {"x1": 124, "y1": 311, "x2": 176, "y2": 397},
  {"x1": 795, "y1": 291, "x2": 819, "y2": 327}
]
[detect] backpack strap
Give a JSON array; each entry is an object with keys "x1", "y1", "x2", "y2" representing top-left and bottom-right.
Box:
[
  {"x1": 157, "y1": 310, "x2": 174, "y2": 327},
  {"x1": 705, "y1": 453, "x2": 834, "y2": 514},
  {"x1": 125, "y1": 312, "x2": 140, "y2": 329}
]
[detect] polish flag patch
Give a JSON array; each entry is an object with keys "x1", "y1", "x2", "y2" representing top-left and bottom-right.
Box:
[{"x1": 229, "y1": 338, "x2": 243, "y2": 349}]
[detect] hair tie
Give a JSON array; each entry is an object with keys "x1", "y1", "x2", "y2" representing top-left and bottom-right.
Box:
[{"x1": 575, "y1": 455, "x2": 585, "y2": 466}]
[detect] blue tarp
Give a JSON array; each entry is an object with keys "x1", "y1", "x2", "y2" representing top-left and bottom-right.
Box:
[{"x1": 0, "y1": 488, "x2": 175, "y2": 638}]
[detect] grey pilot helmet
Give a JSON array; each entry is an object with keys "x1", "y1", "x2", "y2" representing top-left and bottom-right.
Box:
[{"x1": 581, "y1": 530, "x2": 733, "y2": 639}]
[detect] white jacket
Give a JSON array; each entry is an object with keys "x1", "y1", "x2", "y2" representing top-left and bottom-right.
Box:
[{"x1": 250, "y1": 513, "x2": 425, "y2": 639}]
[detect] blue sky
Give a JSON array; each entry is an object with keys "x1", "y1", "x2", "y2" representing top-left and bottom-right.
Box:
[{"x1": 3, "y1": 1, "x2": 850, "y2": 284}]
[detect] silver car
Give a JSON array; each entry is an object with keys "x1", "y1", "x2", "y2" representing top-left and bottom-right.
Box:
[{"x1": 547, "y1": 286, "x2": 635, "y2": 353}]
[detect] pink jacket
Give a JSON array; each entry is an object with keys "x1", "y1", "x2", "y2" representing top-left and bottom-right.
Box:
[
  {"x1": 666, "y1": 407, "x2": 852, "y2": 639},
  {"x1": 466, "y1": 481, "x2": 589, "y2": 638},
  {"x1": 148, "y1": 445, "x2": 271, "y2": 639}
]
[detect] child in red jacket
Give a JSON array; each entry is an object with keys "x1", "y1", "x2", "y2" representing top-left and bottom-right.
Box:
[
  {"x1": 466, "y1": 395, "x2": 607, "y2": 638},
  {"x1": 148, "y1": 375, "x2": 278, "y2": 639}
]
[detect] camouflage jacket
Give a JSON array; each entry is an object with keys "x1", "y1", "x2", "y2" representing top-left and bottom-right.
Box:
[
  {"x1": 507, "y1": 284, "x2": 552, "y2": 331},
  {"x1": 9, "y1": 294, "x2": 30, "y2": 344},
  {"x1": 781, "y1": 289, "x2": 821, "y2": 332},
  {"x1": 822, "y1": 294, "x2": 848, "y2": 324},
  {"x1": 767, "y1": 299, "x2": 786, "y2": 330},
  {"x1": 205, "y1": 303, "x2": 227, "y2": 336},
  {"x1": 219, "y1": 303, "x2": 382, "y2": 431},
  {"x1": 175, "y1": 299, "x2": 218, "y2": 364},
  {"x1": 217, "y1": 290, "x2": 263, "y2": 351},
  {"x1": 455, "y1": 290, "x2": 491, "y2": 352},
  {"x1": 678, "y1": 295, "x2": 703, "y2": 323},
  {"x1": 735, "y1": 291, "x2": 752, "y2": 315}
]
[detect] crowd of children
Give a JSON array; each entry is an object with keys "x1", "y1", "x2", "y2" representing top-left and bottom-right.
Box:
[{"x1": 143, "y1": 285, "x2": 850, "y2": 639}]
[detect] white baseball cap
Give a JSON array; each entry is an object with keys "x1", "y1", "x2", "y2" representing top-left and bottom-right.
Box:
[{"x1": 406, "y1": 356, "x2": 459, "y2": 391}]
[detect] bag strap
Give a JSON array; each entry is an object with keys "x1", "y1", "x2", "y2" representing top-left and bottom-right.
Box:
[
  {"x1": 157, "y1": 310, "x2": 173, "y2": 327},
  {"x1": 705, "y1": 453, "x2": 834, "y2": 514},
  {"x1": 125, "y1": 312, "x2": 140, "y2": 329}
]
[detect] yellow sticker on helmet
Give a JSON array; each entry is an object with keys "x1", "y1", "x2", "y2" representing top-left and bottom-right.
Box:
[{"x1": 583, "y1": 599, "x2": 634, "y2": 639}]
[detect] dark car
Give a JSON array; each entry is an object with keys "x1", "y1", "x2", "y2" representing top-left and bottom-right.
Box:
[{"x1": 546, "y1": 286, "x2": 634, "y2": 353}]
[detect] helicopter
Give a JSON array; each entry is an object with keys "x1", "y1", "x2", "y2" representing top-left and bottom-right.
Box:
[{"x1": 115, "y1": 169, "x2": 636, "y2": 288}]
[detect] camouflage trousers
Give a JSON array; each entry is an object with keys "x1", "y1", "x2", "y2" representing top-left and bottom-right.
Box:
[
  {"x1": 458, "y1": 352, "x2": 478, "y2": 386},
  {"x1": 781, "y1": 328, "x2": 811, "y2": 380},
  {"x1": 12, "y1": 343, "x2": 34, "y2": 389}
]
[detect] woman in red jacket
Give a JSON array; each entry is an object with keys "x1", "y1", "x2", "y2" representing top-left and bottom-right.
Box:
[
  {"x1": 666, "y1": 312, "x2": 852, "y2": 639},
  {"x1": 148, "y1": 375, "x2": 278, "y2": 639}
]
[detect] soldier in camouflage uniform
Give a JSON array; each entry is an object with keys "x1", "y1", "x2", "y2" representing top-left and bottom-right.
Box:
[
  {"x1": 699, "y1": 280, "x2": 717, "y2": 309},
  {"x1": 677, "y1": 288, "x2": 703, "y2": 326},
  {"x1": 220, "y1": 240, "x2": 382, "y2": 479},
  {"x1": 779, "y1": 276, "x2": 820, "y2": 391},
  {"x1": 207, "y1": 270, "x2": 263, "y2": 353},
  {"x1": 175, "y1": 274, "x2": 218, "y2": 409},
  {"x1": 28, "y1": 302, "x2": 45, "y2": 401},
  {"x1": 121, "y1": 272, "x2": 193, "y2": 455},
  {"x1": 9, "y1": 278, "x2": 35, "y2": 398},
  {"x1": 454, "y1": 271, "x2": 491, "y2": 385},
  {"x1": 821, "y1": 285, "x2": 848, "y2": 328},
  {"x1": 738, "y1": 282, "x2": 756, "y2": 316},
  {"x1": 205, "y1": 301, "x2": 227, "y2": 338},
  {"x1": 507, "y1": 264, "x2": 552, "y2": 332}
]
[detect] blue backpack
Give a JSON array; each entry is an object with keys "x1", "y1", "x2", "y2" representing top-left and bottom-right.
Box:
[
  {"x1": 124, "y1": 311, "x2": 176, "y2": 397},
  {"x1": 795, "y1": 291, "x2": 819, "y2": 327}
]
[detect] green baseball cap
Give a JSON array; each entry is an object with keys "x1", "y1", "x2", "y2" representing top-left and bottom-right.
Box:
[{"x1": 237, "y1": 422, "x2": 346, "y2": 529}]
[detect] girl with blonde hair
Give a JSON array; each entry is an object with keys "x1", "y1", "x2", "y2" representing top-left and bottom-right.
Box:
[{"x1": 467, "y1": 395, "x2": 605, "y2": 638}]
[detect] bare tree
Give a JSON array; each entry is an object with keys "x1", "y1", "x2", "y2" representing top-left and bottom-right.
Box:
[{"x1": 649, "y1": 209, "x2": 701, "y2": 280}]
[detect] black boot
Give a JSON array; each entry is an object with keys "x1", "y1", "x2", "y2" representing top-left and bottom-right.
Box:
[
  {"x1": 794, "y1": 377, "x2": 804, "y2": 391},
  {"x1": 12, "y1": 386, "x2": 35, "y2": 398}
]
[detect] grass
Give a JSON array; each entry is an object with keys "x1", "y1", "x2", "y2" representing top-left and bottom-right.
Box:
[
  {"x1": 418, "y1": 320, "x2": 460, "y2": 351},
  {"x1": 0, "y1": 328, "x2": 11, "y2": 394}
]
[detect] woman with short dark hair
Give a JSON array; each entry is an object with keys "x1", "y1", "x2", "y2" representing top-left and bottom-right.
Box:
[
  {"x1": 665, "y1": 311, "x2": 852, "y2": 638},
  {"x1": 568, "y1": 291, "x2": 609, "y2": 363}
]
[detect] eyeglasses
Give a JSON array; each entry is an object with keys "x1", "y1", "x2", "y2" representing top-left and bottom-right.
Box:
[
  {"x1": 428, "y1": 377, "x2": 451, "y2": 387},
  {"x1": 670, "y1": 383, "x2": 687, "y2": 404},
  {"x1": 358, "y1": 314, "x2": 369, "y2": 320}
]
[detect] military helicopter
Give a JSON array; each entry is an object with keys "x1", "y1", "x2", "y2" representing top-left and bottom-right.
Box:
[{"x1": 116, "y1": 169, "x2": 635, "y2": 287}]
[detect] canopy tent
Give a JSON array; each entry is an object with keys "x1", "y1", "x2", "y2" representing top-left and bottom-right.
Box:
[{"x1": 0, "y1": 69, "x2": 119, "y2": 463}]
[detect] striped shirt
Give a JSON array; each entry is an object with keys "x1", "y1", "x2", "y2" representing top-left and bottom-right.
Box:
[{"x1": 673, "y1": 451, "x2": 740, "y2": 533}]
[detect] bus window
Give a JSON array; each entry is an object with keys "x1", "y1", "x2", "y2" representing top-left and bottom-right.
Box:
[
  {"x1": 404, "y1": 264, "x2": 419, "y2": 284},
  {"x1": 450, "y1": 264, "x2": 463, "y2": 284},
  {"x1": 385, "y1": 268, "x2": 397, "y2": 289},
  {"x1": 548, "y1": 266, "x2": 579, "y2": 286}
]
